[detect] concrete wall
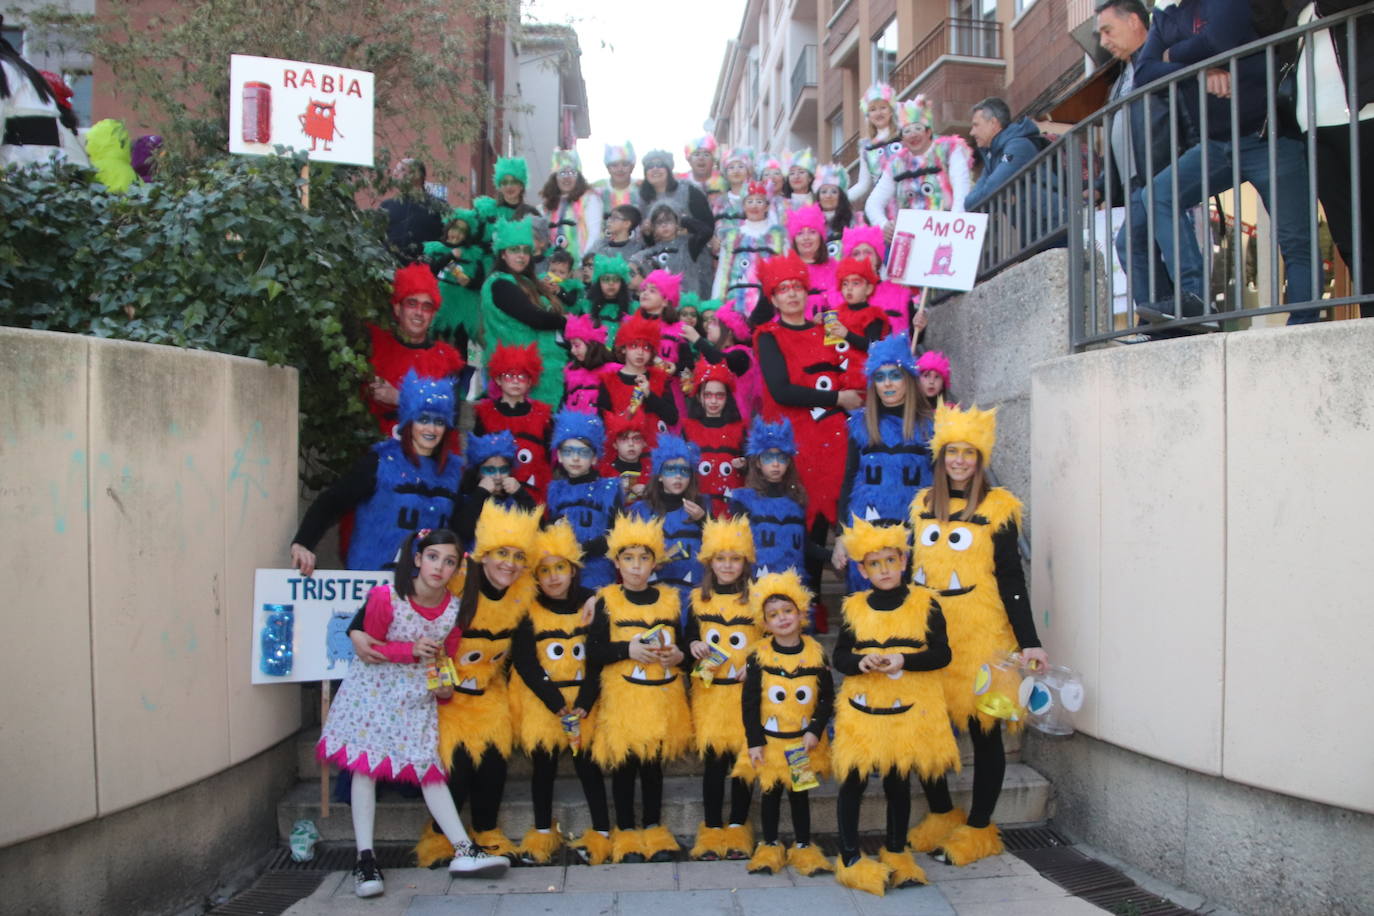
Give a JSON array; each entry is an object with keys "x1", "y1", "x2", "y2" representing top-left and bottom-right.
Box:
[{"x1": 0, "y1": 328, "x2": 302, "y2": 851}]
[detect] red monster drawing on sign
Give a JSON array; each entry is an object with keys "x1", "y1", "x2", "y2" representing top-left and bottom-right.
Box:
[
  {"x1": 924, "y1": 243, "x2": 955, "y2": 278},
  {"x1": 298, "y1": 99, "x2": 343, "y2": 151}
]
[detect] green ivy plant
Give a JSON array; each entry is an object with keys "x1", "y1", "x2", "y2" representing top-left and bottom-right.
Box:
[{"x1": 0, "y1": 152, "x2": 391, "y2": 490}]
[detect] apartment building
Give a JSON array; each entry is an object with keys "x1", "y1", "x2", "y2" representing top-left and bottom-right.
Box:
[
  {"x1": 710, "y1": 0, "x2": 1102, "y2": 170},
  {"x1": 509, "y1": 23, "x2": 592, "y2": 196}
]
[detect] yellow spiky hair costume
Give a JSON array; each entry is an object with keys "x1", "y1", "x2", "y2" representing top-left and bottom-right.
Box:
[
  {"x1": 929, "y1": 403, "x2": 997, "y2": 463},
  {"x1": 750, "y1": 570, "x2": 813, "y2": 621},
  {"x1": 605, "y1": 512, "x2": 665, "y2": 560},
  {"x1": 472, "y1": 502, "x2": 541, "y2": 559},
  {"x1": 533, "y1": 519, "x2": 584, "y2": 567},
  {"x1": 840, "y1": 517, "x2": 909, "y2": 563},
  {"x1": 699, "y1": 515, "x2": 756, "y2": 563}
]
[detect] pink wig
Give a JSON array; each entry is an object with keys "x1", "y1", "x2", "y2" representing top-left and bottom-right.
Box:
[
  {"x1": 564, "y1": 313, "x2": 608, "y2": 345},
  {"x1": 842, "y1": 224, "x2": 886, "y2": 261},
  {"x1": 915, "y1": 350, "x2": 952, "y2": 390},
  {"x1": 787, "y1": 204, "x2": 827, "y2": 242},
  {"x1": 642, "y1": 269, "x2": 682, "y2": 306},
  {"x1": 714, "y1": 306, "x2": 750, "y2": 342}
]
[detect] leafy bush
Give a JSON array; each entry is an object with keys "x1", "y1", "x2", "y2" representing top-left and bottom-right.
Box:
[{"x1": 0, "y1": 151, "x2": 392, "y2": 489}]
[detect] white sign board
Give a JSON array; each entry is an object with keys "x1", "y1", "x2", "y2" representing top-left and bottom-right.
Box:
[
  {"x1": 251, "y1": 568, "x2": 391, "y2": 684},
  {"x1": 886, "y1": 209, "x2": 989, "y2": 292},
  {"x1": 228, "y1": 54, "x2": 375, "y2": 167}
]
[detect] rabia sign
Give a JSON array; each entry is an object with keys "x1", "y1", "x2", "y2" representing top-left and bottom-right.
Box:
[{"x1": 228, "y1": 54, "x2": 375, "y2": 167}]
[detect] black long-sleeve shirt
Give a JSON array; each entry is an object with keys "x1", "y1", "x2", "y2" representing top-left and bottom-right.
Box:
[
  {"x1": 509, "y1": 586, "x2": 600, "y2": 715},
  {"x1": 755, "y1": 322, "x2": 840, "y2": 409},
  {"x1": 452, "y1": 477, "x2": 537, "y2": 547},
  {"x1": 489, "y1": 277, "x2": 567, "y2": 331},
  {"x1": 595, "y1": 371, "x2": 680, "y2": 425},
  {"x1": 693, "y1": 337, "x2": 752, "y2": 378},
  {"x1": 292, "y1": 452, "x2": 380, "y2": 549},
  {"x1": 586, "y1": 586, "x2": 687, "y2": 668},
  {"x1": 741, "y1": 637, "x2": 835, "y2": 748},
  {"x1": 831, "y1": 585, "x2": 951, "y2": 675}
]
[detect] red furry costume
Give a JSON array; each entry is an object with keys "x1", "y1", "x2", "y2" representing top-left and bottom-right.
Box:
[
  {"x1": 828, "y1": 257, "x2": 891, "y2": 379},
  {"x1": 599, "y1": 313, "x2": 675, "y2": 432},
  {"x1": 475, "y1": 344, "x2": 553, "y2": 503},
  {"x1": 681, "y1": 361, "x2": 746, "y2": 516},
  {"x1": 367, "y1": 264, "x2": 465, "y2": 437}
]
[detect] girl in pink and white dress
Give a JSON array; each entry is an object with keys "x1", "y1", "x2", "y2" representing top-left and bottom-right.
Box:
[{"x1": 317, "y1": 529, "x2": 508, "y2": 897}]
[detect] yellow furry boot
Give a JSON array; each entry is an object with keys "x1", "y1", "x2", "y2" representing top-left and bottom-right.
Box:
[
  {"x1": 938, "y1": 823, "x2": 1004, "y2": 866},
  {"x1": 471, "y1": 828, "x2": 517, "y2": 859},
  {"x1": 878, "y1": 848, "x2": 928, "y2": 888},
  {"x1": 747, "y1": 841, "x2": 787, "y2": 875},
  {"x1": 720, "y1": 823, "x2": 754, "y2": 860},
  {"x1": 572, "y1": 829, "x2": 613, "y2": 865},
  {"x1": 835, "y1": 854, "x2": 892, "y2": 897},
  {"x1": 786, "y1": 843, "x2": 833, "y2": 876},
  {"x1": 908, "y1": 808, "x2": 967, "y2": 853},
  {"x1": 611, "y1": 827, "x2": 646, "y2": 863},
  {"x1": 517, "y1": 827, "x2": 562, "y2": 865},
  {"x1": 690, "y1": 824, "x2": 728, "y2": 860},
  {"x1": 413, "y1": 821, "x2": 455, "y2": 868},
  {"x1": 642, "y1": 825, "x2": 681, "y2": 862}
]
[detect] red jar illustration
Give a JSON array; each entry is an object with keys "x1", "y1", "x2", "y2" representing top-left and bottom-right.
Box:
[
  {"x1": 243, "y1": 81, "x2": 272, "y2": 144},
  {"x1": 888, "y1": 230, "x2": 915, "y2": 279}
]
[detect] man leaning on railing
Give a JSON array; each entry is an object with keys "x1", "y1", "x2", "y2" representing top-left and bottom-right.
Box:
[
  {"x1": 1124, "y1": 0, "x2": 1323, "y2": 326},
  {"x1": 965, "y1": 97, "x2": 1063, "y2": 250}
]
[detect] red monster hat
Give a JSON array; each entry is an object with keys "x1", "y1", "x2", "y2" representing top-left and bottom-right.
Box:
[
  {"x1": 744, "y1": 181, "x2": 771, "y2": 200},
  {"x1": 757, "y1": 252, "x2": 811, "y2": 297},
  {"x1": 834, "y1": 256, "x2": 879, "y2": 287},
  {"x1": 486, "y1": 342, "x2": 543, "y2": 386},
  {"x1": 390, "y1": 263, "x2": 440, "y2": 305},
  {"x1": 692, "y1": 358, "x2": 736, "y2": 392},
  {"x1": 602, "y1": 409, "x2": 656, "y2": 456},
  {"x1": 615, "y1": 313, "x2": 663, "y2": 351}
]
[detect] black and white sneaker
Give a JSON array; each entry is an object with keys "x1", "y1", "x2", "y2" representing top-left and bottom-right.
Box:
[
  {"x1": 353, "y1": 854, "x2": 384, "y2": 898},
  {"x1": 449, "y1": 840, "x2": 511, "y2": 878}
]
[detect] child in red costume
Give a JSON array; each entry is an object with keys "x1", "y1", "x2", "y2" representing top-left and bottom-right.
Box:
[
  {"x1": 599, "y1": 411, "x2": 655, "y2": 506},
  {"x1": 681, "y1": 359, "x2": 747, "y2": 516},
  {"x1": 823, "y1": 256, "x2": 891, "y2": 379},
  {"x1": 473, "y1": 344, "x2": 553, "y2": 503},
  {"x1": 596, "y1": 313, "x2": 679, "y2": 433}
]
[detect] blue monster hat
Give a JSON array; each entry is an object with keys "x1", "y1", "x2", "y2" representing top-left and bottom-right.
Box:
[
  {"x1": 466, "y1": 430, "x2": 517, "y2": 467},
  {"x1": 746, "y1": 416, "x2": 796, "y2": 457},
  {"x1": 552, "y1": 408, "x2": 605, "y2": 454},
  {"x1": 651, "y1": 433, "x2": 701, "y2": 478},
  {"x1": 865, "y1": 332, "x2": 917, "y2": 382},
  {"x1": 397, "y1": 370, "x2": 456, "y2": 428}
]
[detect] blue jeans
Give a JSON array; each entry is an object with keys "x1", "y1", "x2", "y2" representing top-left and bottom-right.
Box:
[{"x1": 1119, "y1": 133, "x2": 1322, "y2": 324}]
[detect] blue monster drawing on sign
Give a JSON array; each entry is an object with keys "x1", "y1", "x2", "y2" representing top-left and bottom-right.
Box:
[{"x1": 325, "y1": 611, "x2": 355, "y2": 670}]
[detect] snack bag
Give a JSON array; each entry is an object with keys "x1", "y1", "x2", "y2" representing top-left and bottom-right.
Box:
[
  {"x1": 561, "y1": 712, "x2": 583, "y2": 753},
  {"x1": 785, "y1": 744, "x2": 820, "y2": 792},
  {"x1": 692, "y1": 643, "x2": 731, "y2": 686},
  {"x1": 637, "y1": 623, "x2": 671, "y2": 648}
]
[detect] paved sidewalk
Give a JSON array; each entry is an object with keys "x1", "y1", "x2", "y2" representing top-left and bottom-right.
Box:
[{"x1": 281, "y1": 853, "x2": 1106, "y2": 916}]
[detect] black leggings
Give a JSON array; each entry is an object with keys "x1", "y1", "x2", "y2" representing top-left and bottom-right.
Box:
[
  {"x1": 804, "y1": 516, "x2": 830, "y2": 607},
  {"x1": 702, "y1": 750, "x2": 753, "y2": 828},
  {"x1": 919, "y1": 718, "x2": 1005, "y2": 828},
  {"x1": 446, "y1": 745, "x2": 508, "y2": 833},
  {"x1": 610, "y1": 754, "x2": 664, "y2": 830},
  {"x1": 761, "y1": 785, "x2": 811, "y2": 844},
  {"x1": 530, "y1": 747, "x2": 610, "y2": 833},
  {"x1": 837, "y1": 768, "x2": 910, "y2": 862}
]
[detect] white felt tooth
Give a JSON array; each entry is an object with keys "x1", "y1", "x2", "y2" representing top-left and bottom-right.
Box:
[
  {"x1": 459, "y1": 678, "x2": 478, "y2": 691},
  {"x1": 891, "y1": 699, "x2": 903, "y2": 709},
  {"x1": 810, "y1": 407, "x2": 826, "y2": 420},
  {"x1": 801, "y1": 717, "x2": 810, "y2": 729},
  {"x1": 914, "y1": 567, "x2": 927, "y2": 586},
  {"x1": 764, "y1": 716, "x2": 779, "y2": 732},
  {"x1": 863, "y1": 505, "x2": 881, "y2": 521},
  {"x1": 887, "y1": 668, "x2": 904, "y2": 679},
  {"x1": 854, "y1": 693, "x2": 867, "y2": 707},
  {"x1": 575, "y1": 669, "x2": 584, "y2": 681},
  {"x1": 949, "y1": 570, "x2": 962, "y2": 591},
  {"x1": 631, "y1": 665, "x2": 647, "y2": 680},
  {"x1": 727, "y1": 664, "x2": 740, "y2": 680}
]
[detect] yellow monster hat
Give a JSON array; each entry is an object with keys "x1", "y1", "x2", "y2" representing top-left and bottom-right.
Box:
[
  {"x1": 533, "y1": 519, "x2": 584, "y2": 567},
  {"x1": 699, "y1": 515, "x2": 755, "y2": 563},
  {"x1": 840, "y1": 517, "x2": 909, "y2": 563},
  {"x1": 929, "y1": 403, "x2": 997, "y2": 463},
  {"x1": 472, "y1": 502, "x2": 541, "y2": 560},
  {"x1": 606, "y1": 513, "x2": 666, "y2": 560},
  {"x1": 750, "y1": 570, "x2": 813, "y2": 620}
]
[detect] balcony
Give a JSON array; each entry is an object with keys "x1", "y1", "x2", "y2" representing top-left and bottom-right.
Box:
[
  {"x1": 790, "y1": 44, "x2": 817, "y2": 112},
  {"x1": 890, "y1": 18, "x2": 1006, "y2": 130},
  {"x1": 787, "y1": 43, "x2": 819, "y2": 148}
]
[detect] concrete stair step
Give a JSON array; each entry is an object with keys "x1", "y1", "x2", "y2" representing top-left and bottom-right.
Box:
[{"x1": 277, "y1": 763, "x2": 1050, "y2": 844}]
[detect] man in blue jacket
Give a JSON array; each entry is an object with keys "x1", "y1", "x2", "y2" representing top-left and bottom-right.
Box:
[
  {"x1": 965, "y1": 97, "x2": 1061, "y2": 246},
  {"x1": 1124, "y1": 0, "x2": 1321, "y2": 324}
]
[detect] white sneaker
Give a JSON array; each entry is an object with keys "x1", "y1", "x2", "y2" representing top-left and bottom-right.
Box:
[
  {"x1": 449, "y1": 840, "x2": 511, "y2": 878},
  {"x1": 352, "y1": 856, "x2": 384, "y2": 897}
]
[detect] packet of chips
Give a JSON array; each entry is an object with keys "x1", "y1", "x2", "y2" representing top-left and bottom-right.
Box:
[
  {"x1": 785, "y1": 744, "x2": 820, "y2": 792},
  {"x1": 426, "y1": 655, "x2": 458, "y2": 691},
  {"x1": 561, "y1": 712, "x2": 583, "y2": 753},
  {"x1": 692, "y1": 644, "x2": 731, "y2": 686},
  {"x1": 637, "y1": 624, "x2": 671, "y2": 648}
]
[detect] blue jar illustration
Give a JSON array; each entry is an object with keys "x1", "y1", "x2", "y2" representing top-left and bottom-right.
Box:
[{"x1": 260, "y1": 604, "x2": 295, "y2": 676}]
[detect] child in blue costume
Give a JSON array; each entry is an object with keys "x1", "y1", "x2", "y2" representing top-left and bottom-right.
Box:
[
  {"x1": 728, "y1": 417, "x2": 811, "y2": 583},
  {"x1": 628, "y1": 434, "x2": 708, "y2": 623},
  {"x1": 832, "y1": 333, "x2": 934, "y2": 591},
  {"x1": 544, "y1": 409, "x2": 621, "y2": 589},
  {"x1": 453, "y1": 430, "x2": 539, "y2": 551}
]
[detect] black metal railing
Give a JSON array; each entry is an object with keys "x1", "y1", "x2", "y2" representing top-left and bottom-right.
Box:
[
  {"x1": 968, "y1": 4, "x2": 1371, "y2": 347},
  {"x1": 790, "y1": 44, "x2": 818, "y2": 112},
  {"x1": 891, "y1": 18, "x2": 1002, "y2": 93}
]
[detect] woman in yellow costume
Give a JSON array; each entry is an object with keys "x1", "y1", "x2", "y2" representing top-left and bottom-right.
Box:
[
  {"x1": 733, "y1": 570, "x2": 834, "y2": 877},
  {"x1": 414, "y1": 502, "x2": 540, "y2": 867},
  {"x1": 905, "y1": 404, "x2": 1048, "y2": 867},
  {"x1": 832, "y1": 517, "x2": 959, "y2": 896},
  {"x1": 685, "y1": 516, "x2": 762, "y2": 861},
  {"x1": 586, "y1": 514, "x2": 693, "y2": 863}
]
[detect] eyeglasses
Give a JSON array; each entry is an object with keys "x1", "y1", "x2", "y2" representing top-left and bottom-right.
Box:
[
  {"x1": 758, "y1": 451, "x2": 789, "y2": 465},
  {"x1": 773, "y1": 280, "x2": 806, "y2": 295},
  {"x1": 557, "y1": 168, "x2": 577, "y2": 177},
  {"x1": 660, "y1": 465, "x2": 692, "y2": 479},
  {"x1": 413, "y1": 413, "x2": 448, "y2": 427},
  {"x1": 400, "y1": 298, "x2": 438, "y2": 313},
  {"x1": 504, "y1": 245, "x2": 533, "y2": 256},
  {"x1": 537, "y1": 559, "x2": 573, "y2": 577},
  {"x1": 479, "y1": 464, "x2": 510, "y2": 476},
  {"x1": 497, "y1": 372, "x2": 531, "y2": 384},
  {"x1": 872, "y1": 369, "x2": 906, "y2": 384},
  {"x1": 487, "y1": 546, "x2": 527, "y2": 567},
  {"x1": 558, "y1": 445, "x2": 595, "y2": 460}
]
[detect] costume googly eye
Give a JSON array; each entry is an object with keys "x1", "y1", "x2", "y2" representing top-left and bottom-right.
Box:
[
  {"x1": 728, "y1": 632, "x2": 748, "y2": 649},
  {"x1": 517, "y1": 447, "x2": 534, "y2": 465},
  {"x1": 919, "y1": 523, "x2": 941, "y2": 546},
  {"x1": 656, "y1": 251, "x2": 671, "y2": 267},
  {"x1": 571, "y1": 643, "x2": 586, "y2": 660},
  {"x1": 657, "y1": 419, "x2": 668, "y2": 433},
  {"x1": 813, "y1": 376, "x2": 833, "y2": 392},
  {"x1": 705, "y1": 627, "x2": 722, "y2": 645},
  {"x1": 834, "y1": 340, "x2": 850, "y2": 354},
  {"x1": 461, "y1": 650, "x2": 483, "y2": 664},
  {"x1": 921, "y1": 180, "x2": 938, "y2": 197},
  {"x1": 736, "y1": 253, "x2": 752, "y2": 270},
  {"x1": 947, "y1": 526, "x2": 973, "y2": 552},
  {"x1": 795, "y1": 685, "x2": 814, "y2": 704},
  {"x1": 768, "y1": 685, "x2": 787, "y2": 704},
  {"x1": 544, "y1": 642, "x2": 566, "y2": 660},
  {"x1": 719, "y1": 461, "x2": 734, "y2": 477},
  {"x1": 887, "y1": 141, "x2": 903, "y2": 155},
  {"x1": 826, "y1": 240, "x2": 843, "y2": 260},
  {"x1": 699, "y1": 459, "x2": 714, "y2": 476}
]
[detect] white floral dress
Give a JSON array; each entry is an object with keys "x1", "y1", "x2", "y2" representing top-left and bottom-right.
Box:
[{"x1": 316, "y1": 588, "x2": 459, "y2": 785}]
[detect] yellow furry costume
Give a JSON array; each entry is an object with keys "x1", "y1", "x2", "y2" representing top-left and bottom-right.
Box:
[{"x1": 732, "y1": 635, "x2": 832, "y2": 788}]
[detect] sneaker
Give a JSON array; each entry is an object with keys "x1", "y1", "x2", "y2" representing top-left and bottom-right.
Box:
[
  {"x1": 1114, "y1": 332, "x2": 1155, "y2": 345},
  {"x1": 1137, "y1": 292, "x2": 1205, "y2": 325},
  {"x1": 353, "y1": 855, "x2": 384, "y2": 898},
  {"x1": 449, "y1": 840, "x2": 511, "y2": 878}
]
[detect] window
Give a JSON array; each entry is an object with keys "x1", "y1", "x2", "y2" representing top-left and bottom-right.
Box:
[
  {"x1": 65, "y1": 72, "x2": 92, "y2": 126},
  {"x1": 2, "y1": 25, "x2": 22, "y2": 53},
  {"x1": 950, "y1": 0, "x2": 1000, "y2": 57},
  {"x1": 828, "y1": 108, "x2": 846, "y2": 157},
  {"x1": 871, "y1": 18, "x2": 898, "y2": 85}
]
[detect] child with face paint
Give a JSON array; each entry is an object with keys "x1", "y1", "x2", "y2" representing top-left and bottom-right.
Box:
[
  {"x1": 453, "y1": 430, "x2": 538, "y2": 553},
  {"x1": 679, "y1": 359, "x2": 748, "y2": 515},
  {"x1": 734, "y1": 570, "x2": 834, "y2": 877},
  {"x1": 472, "y1": 343, "x2": 554, "y2": 504},
  {"x1": 711, "y1": 181, "x2": 787, "y2": 331},
  {"x1": 842, "y1": 225, "x2": 923, "y2": 337},
  {"x1": 585, "y1": 515, "x2": 692, "y2": 863},
  {"x1": 627, "y1": 434, "x2": 709, "y2": 621},
  {"x1": 596, "y1": 312, "x2": 679, "y2": 434},
  {"x1": 824, "y1": 256, "x2": 892, "y2": 374},
  {"x1": 562, "y1": 315, "x2": 615, "y2": 414},
  {"x1": 599, "y1": 411, "x2": 654, "y2": 505},
  {"x1": 545, "y1": 410, "x2": 621, "y2": 591},
  {"x1": 728, "y1": 417, "x2": 812, "y2": 585}
]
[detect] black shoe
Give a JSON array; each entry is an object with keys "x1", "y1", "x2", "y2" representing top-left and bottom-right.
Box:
[
  {"x1": 648, "y1": 849, "x2": 675, "y2": 863},
  {"x1": 1138, "y1": 292, "x2": 1206, "y2": 323},
  {"x1": 620, "y1": 852, "x2": 646, "y2": 863},
  {"x1": 353, "y1": 854, "x2": 384, "y2": 898}
]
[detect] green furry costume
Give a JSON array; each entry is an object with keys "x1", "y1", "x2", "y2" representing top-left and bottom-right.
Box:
[
  {"x1": 479, "y1": 217, "x2": 567, "y2": 405},
  {"x1": 423, "y1": 209, "x2": 490, "y2": 346}
]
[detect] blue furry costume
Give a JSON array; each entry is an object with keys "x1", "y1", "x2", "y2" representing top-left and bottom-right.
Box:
[
  {"x1": 545, "y1": 410, "x2": 621, "y2": 589},
  {"x1": 728, "y1": 417, "x2": 807, "y2": 580}
]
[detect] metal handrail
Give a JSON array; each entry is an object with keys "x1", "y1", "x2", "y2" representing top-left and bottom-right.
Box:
[{"x1": 965, "y1": 4, "x2": 1371, "y2": 346}]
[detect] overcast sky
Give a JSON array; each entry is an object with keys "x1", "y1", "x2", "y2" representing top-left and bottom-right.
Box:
[{"x1": 523, "y1": 0, "x2": 743, "y2": 182}]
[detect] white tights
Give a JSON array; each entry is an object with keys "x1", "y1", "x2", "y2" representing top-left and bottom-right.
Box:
[{"x1": 350, "y1": 772, "x2": 474, "y2": 853}]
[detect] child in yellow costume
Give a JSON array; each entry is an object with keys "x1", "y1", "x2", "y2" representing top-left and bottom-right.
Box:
[
  {"x1": 832, "y1": 518, "x2": 959, "y2": 896},
  {"x1": 733, "y1": 571, "x2": 834, "y2": 877},
  {"x1": 685, "y1": 516, "x2": 762, "y2": 861},
  {"x1": 508, "y1": 521, "x2": 614, "y2": 865},
  {"x1": 586, "y1": 514, "x2": 693, "y2": 863},
  {"x1": 414, "y1": 504, "x2": 540, "y2": 868},
  {"x1": 904, "y1": 404, "x2": 1048, "y2": 867}
]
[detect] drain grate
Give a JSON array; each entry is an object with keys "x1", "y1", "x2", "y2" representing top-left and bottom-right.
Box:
[
  {"x1": 262, "y1": 843, "x2": 417, "y2": 871},
  {"x1": 206, "y1": 872, "x2": 327, "y2": 916},
  {"x1": 1080, "y1": 885, "x2": 1201, "y2": 916},
  {"x1": 1037, "y1": 858, "x2": 1134, "y2": 896},
  {"x1": 1002, "y1": 824, "x2": 1072, "y2": 850}
]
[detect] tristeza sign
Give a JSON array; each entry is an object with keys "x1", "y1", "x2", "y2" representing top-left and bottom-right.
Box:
[{"x1": 228, "y1": 54, "x2": 375, "y2": 167}]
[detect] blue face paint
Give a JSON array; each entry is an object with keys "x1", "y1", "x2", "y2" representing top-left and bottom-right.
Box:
[
  {"x1": 660, "y1": 464, "x2": 692, "y2": 479},
  {"x1": 872, "y1": 368, "x2": 905, "y2": 384},
  {"x1": 480, "y1": 464, "x2": 511, "y2": 477},
  {"x1": 414, "y1": 413, "x2": 449, "y2": 427},
  {"x1": 759, "y1": 450, "x2": 790, "y2": 466},
  {"x1": 559, "y1": 445, "x2": 596, "y2": 460}
]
